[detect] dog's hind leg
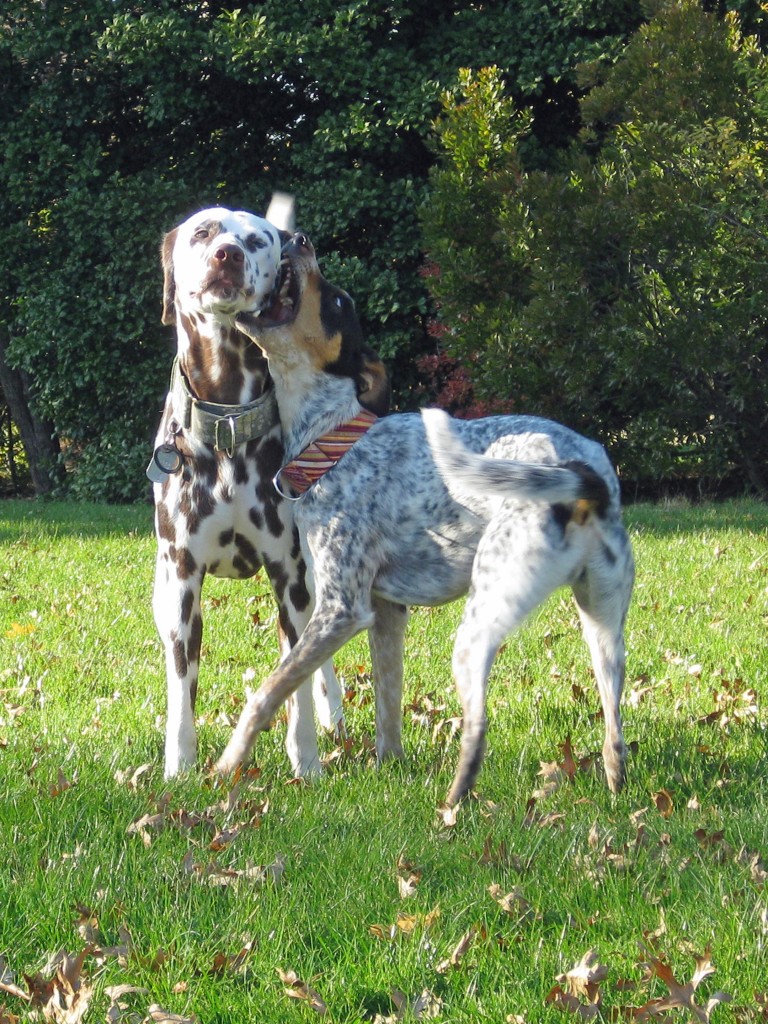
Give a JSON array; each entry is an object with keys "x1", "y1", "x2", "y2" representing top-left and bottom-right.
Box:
[
  {"x1": 369, "y1": 597, "x2": 409, "y2": 762},
  {"x1": 446, "y1": 616, "x2": 499, "y2": 807},
  {"x1": 446, "y1": 514, "x2": 589, "y2": 806},
  {"x1": 572, "y1": 524, "x2": 634, "y2": 793}
]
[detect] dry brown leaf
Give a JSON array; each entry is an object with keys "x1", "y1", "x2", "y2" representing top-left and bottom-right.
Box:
[
  {"x1": 208, "y1": 824, "x2": 245, "y2": 851},
  {"x1": 560, "y1": 949, "x2": 608, "y2": 1001},
  {"x1": 546, "y1": 950, "x2": 608, "y2": 1020},
  {"x1": 73, "y1": 905, "x2": 100, "y2": 945},
  {"x1": 0, "y1": 957, "x2": 30, "y2": 1004},
  {"x1": 435, "y1": 926, "x2": 479, "y2": 974},
  {"x1": 488, "y1": 884, "x2": 535, "y2": 923},
  {"x1": 49, "y1": 768, "x2": 75, "y2": 799},
  {"x1": 545, "y1": 985, "x2": 600, "y2": 1020},
  {"x1": 391, "y1": 988, "x2": 443, "y2": 1020},
  {"x1": 92, "y1": 923, "x2": 133, "y2": 964},
  {"x1": 182, "y1": 851, "x2": 284, "y2": 887},
  {"x1": 397, "y1": 871, "x2": 422, "y2": 898},
  {"x1": 126, "y1": 811, "x2": 167, "y2": 847},
  {"x1": 206, "y1": 942, "x2": 254, "y2": 976},
  {"x1": 370, "y1": 907, "x2": 440, "y2": 941},
  {"x1": 277, "y1": 969, "x2": 328, "y2": 1016},
  {"x1": 636, "y1": 946, "x2": 731, "y2": 1023},
  {"x1": 104, "y1": 985, "x2": 147, "y2": 1024},
  {"x1": 114, "y1": 764, "x2": 153, "y2": 790},
  {"x1": 32, "y1": 948, "x2": 93, "y2": 1024},
  {"x1": 734, "y1": 845, "x2": 768, "y2": 885},
  {"x1": 652, "y1": 789, "x2": 674, "y2": 819},
  {"x1": 145, "y1": 1005, "x2": 198, "y2": 1024}
]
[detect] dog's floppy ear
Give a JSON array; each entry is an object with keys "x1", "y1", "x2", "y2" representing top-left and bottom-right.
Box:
[
  {"x1": 161, "y1": 228, "x2": 178, "y2": 326},
  {"x1": 357, "y1": 347, "x2": 391, "y2": 417}
]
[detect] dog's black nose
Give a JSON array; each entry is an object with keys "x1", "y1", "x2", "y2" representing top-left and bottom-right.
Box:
[
  {"x1": 293, "y1": 232, "x2": 309, "y2": 248},
  {"x1": 213, "y1": 244, "x2": 244, "y2": 265}
]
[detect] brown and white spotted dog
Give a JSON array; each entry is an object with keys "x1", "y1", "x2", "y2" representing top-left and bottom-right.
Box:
[
  {"x1": 214, "y1": 233, "x2": 635, "y2": 806},
  {"x1": 151, "y1": 208, "x2": 389, "y2": 779}
]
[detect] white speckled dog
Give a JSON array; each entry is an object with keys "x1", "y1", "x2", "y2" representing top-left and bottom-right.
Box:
[{"x1": 215, "y1": 232, "x2": 635, "y2": 805}]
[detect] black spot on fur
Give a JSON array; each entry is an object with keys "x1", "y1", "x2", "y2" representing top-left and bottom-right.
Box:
[
  {"x1": 173, "y1": 638, "x2": 188, "y2": 679},
  {"x1": 234, "y1": 532, "x2": 260, "y2": 575},
  {"x1": 290, "y1": 529, "x2": 303, "y2": 561},
  {"x1": 277, "y1": 603, "x2": 299, "y2": 646},
  {"x1": 551, "y1": 503, "x2": 572, "y2": 532},
  {"x1": 156, "y1": 503, "x2": 176, "y2": 543},
  {"x1": 563, "y1": 461, "x2": 610, "y2": 517},
  {"x1": 289, "y1": 577, "x2": 311, "y2": 613},
  {"x1": 263, "y1": 554, "x2": 289, "y2": 603},
  {"x1": 188, "y1": 613, "x2": 203, "y2": 665},
  {"x1": 234, "y1": 455, "x2": 249, "y2": 485},
  {"x1": 219, "y1": 528, "x2": 235, "y2": 547},
  {"x1": 176, "y1": 548, "x2": 198, "y2": 580},
  {"x1": 181, "y1": 589, "x2": 194, "y2": 625}
]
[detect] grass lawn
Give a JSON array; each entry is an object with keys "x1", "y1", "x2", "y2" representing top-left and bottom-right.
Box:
[{"x1": 0, "y1": 497, "x2": 766, "y2": 1023}]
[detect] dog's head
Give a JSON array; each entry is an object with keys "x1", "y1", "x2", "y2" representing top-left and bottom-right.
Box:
[
  {"x1": 161, "y1": 207, "x2": 283, "y2": 324},
  {"x1": 235, "y1": 233, "x2": 390, "y2": 416}
]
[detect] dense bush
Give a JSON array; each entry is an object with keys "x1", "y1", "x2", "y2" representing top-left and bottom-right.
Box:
[
  {"x1": 420, "y1": 0, "x2": 768, "y2": 495},
  {"x1": 0, "y1": 0, "x2": 639, "y2": 501}
]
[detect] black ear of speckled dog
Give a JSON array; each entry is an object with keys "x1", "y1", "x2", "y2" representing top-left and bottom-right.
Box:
[
  {"x1": 358, "y1": 344, "x2": 391, "y2": 416},
  {"x1": 319, "y1": 278, "x2": 391, "y2": 417}
]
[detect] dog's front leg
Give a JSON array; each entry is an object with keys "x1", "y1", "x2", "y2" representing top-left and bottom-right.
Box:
[
  {"x1": 215, "y1": 605, "x2": 367, "y2": 777},
  {"x1": 312, "y1": 663, "x2": 346, "y2": 739},
  {"x1": 369, "y1": 596, "x2": 409, "y2": 762},
  {"x1": 153, "y1": 552, "x2": 204, "y2": 778}
]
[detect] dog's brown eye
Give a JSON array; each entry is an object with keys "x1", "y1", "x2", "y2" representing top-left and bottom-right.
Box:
[{"x1": 194, "y1": 228, "x2": 210, "y2": 241}]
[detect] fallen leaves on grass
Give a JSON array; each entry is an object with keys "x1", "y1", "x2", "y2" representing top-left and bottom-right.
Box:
[
  {"x1": 698, "y1": 679, "x2": 759, "y2": 728},
  {"x1": 546, "y1": 946, "x2": 732, "y2": 1022},
  {"x1": 369, "y1": 907, "x2": 441, "y2": 942},
  {"x1": 635, "y1": 946, "x2": 731, "y2": 1022},
  {"x1": 488, "y1": 884, "x2": 537, "y2": 925},
  {"x1": 0, "y1": 949, "x2": 93, "y2": 1024},
  {"x1": 277, "y1": 969, "x2": 328, "y2": 1016},
  {"x1": 546, "y1": 949, "x2": 607, "y2": 1019},
  {"x1": 105, "y1": 985, "x2": 147, "y2": 1024},
  {"x1": 374, "y1": 988, "x2": 443, "y2": 1022},
  {"x1": 126, "y1": 783, "x2": 269, "y2": 848},
  {"x1": 652, "y1": 788, "x2": 675, "y2": 819},
  {"x1": 435, "y1": 926, "x2": 480, "y2": 974},
  {"x1": 181, "y1": 849, "x2": 285, "y2": 888},
  {"x1": 522, "y1": 736, "x2": 598, "y2": 828},
  {"x1": 145, "y1": 1005, "x2": 198, "y2": 1024}
]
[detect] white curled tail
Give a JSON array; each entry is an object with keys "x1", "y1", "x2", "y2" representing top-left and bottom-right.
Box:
[{"x1": 421, "y1": 407, "x2": 608, "y2": 510}]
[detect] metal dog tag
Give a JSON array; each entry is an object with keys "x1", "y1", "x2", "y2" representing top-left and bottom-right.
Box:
[{"x1": 146, "y1": 443, "x2": 182, "y2": 483}]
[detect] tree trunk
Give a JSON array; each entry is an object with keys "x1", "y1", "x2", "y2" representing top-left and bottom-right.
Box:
[{"x1": 0, "y1": 330, "x2": 62, "y2": 495}]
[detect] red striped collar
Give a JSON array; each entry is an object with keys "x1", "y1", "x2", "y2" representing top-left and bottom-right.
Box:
[{"x1": 273, "y1": 410, "x2": 378, "y2": 499}]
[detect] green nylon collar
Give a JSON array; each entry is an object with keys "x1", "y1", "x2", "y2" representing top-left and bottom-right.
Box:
[{"x1": 170, "y1": 358, "x2": 279, "y2": 454}]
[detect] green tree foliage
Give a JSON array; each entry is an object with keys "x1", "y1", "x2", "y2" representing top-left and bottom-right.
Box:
[
  {"x1": 0, "y1": 0, "x2": 639, "y2": 500},
  {"x1": 421, "y1": 0, "x2": 768, "y2": 495}
]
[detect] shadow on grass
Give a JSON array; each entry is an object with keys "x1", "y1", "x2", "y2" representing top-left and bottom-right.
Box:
[
  {"x1": 0, "y1": 498, "x2": 153, "y2": 544},
  {"x1": 625, "y1": 498, "x2": 768, "y2": 537}
]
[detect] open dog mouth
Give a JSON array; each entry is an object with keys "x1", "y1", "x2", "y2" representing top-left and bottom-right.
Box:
[{"x1": 248, "y1": 253, "x2": 299, "y2": 328}]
